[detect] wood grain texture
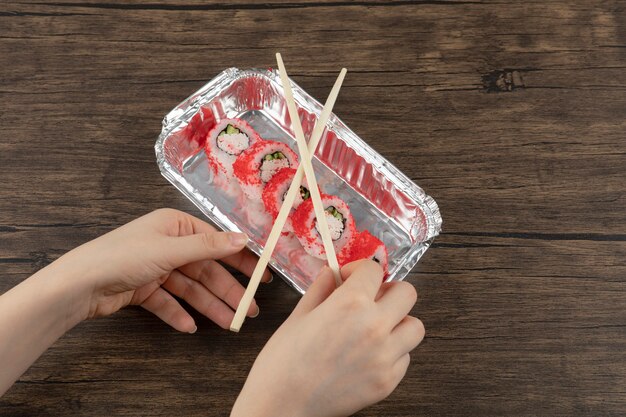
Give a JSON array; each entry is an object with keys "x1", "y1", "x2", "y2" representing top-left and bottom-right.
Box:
[{"x1": 1, "y1": 0, "x2": 625, "y2": 415}]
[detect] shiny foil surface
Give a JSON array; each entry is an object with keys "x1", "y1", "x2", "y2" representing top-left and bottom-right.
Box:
[{"x1": 155, "y1": 68, "x2": 442, "y2": 294}]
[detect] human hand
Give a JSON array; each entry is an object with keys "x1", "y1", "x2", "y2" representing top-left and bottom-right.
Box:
[
  {"x1": 231, "y1": 260, "x2": 425, "y2": 417},
  {"x1": 62, "y1": 208, "x2": 271, "y2": 331}
]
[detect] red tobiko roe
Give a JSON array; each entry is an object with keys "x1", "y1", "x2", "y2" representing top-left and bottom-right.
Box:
[
  {"x1": 291, "y1": 193, "x2": 333, "y2": 246},
  {"x1": 291, "y1": 197, "x2": 313, "y2": 244},
  {"x1": 181, "y1": 107, "x2": 215, "y2": 147},
  {"x1": 232, "y1": 145, "x2": 261, "y2": 187},
  {"x1": 262, "y1": 167, "x2": 296, "y2": 219},
  {"x1": 338, "y1": 230, "x2": 388, "y2": 276}
]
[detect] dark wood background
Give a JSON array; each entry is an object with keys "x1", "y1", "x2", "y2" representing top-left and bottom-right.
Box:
[{"x1": 1, "y1": 1, "x2": 625, "y2": 416}]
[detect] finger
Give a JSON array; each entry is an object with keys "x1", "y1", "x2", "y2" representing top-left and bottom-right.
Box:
[
  {"x1": 340, "y1": 259, "x2": 384, "y2": 281},
  {"x1": 340, "y1": 259, "x2": 365, "y2": 280},
  {"x1": 178, "y1": 261, "x2": 261, "y2": 316},
  {"x1": 291, "y1": 266, "x2": 337, "y2": 317},
  {"x1": 338, "y1": 259, "x2": 384, "y2": 300},
  {"x1": 158, "y1": 210, "x2": 271, "y2": 281},
  {"x1": 390, "y1": 316, "x2": 425, "y2": 358},
  {"x1": 140, "y1": 287, "x2": 196, "y2": 333},
  {"x1": 160, "y1": 231, "x2": 248, "y2": 269},
  {"x1": 162, "y1": 270, "x2": 258, "y2": 330},
  {"x1": 216, "y1": 248, "x2": 273, "y2": 283},
  {"x1": 374, "y1": 281, "x2": 395, "y2": 302},
  {"x1": 158, "y1": 208, "x2": 217, "y2": 236},
  {"x1": 129, "y1": 281, "x2": 161, "y2": 306},
  {"x1": 377, "y1": 281, "x2": 418, "y2": 327},
  {"x1": 176, "y1": 210, "x2": 218, "y2": 235}
]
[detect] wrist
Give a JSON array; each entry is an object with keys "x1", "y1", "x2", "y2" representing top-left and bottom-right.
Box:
[
  {"x1": 231, "y1": 393, "x2": 277, "y2": 417},
  {"x1": 0, "y1": 250, "x2": 93, "y2": 394},
  {"x1": 231, "y1": 388, "x2": 312, "y2": 417},
  {"x1": 32, "y1": 251, "x2": 94, "y2": 328}
]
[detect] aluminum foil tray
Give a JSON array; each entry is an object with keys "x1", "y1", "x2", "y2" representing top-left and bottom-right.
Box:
[{"x1": 155, "y1": 68, "x2": 442, "y2": 294}]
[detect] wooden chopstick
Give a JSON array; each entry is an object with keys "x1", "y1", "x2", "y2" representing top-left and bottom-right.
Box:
[
  {"x1": 229, "y1": 58, "x2": 347, "y2": 332},
  {"x1": 275, "y1": 53, "x2": 343, "y2": 284}
]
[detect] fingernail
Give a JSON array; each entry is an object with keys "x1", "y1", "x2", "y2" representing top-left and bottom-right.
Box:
[
  {"x1": 189, "y1": 325, "x2": 197, "y2": 334},
  {"x1": 251, "y1": 305, "x2": 260, "y2": 318},
  {"x1": 230, "y1": 233, "x2": 248, "y2": 246},
  {"x1": 266, "y1": 273, "x2": 274, "y2": 284}
]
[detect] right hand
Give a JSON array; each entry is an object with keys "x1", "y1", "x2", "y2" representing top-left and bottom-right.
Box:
[{"x1": 231, "y1": 260, "x2": 425, "y2": 417}]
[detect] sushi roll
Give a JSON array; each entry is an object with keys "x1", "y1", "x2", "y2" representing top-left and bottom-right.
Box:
[
  {"x1": 338, "y1": 230, "x2": 389, "y2": 275},
  {"x1": 291, "y1": 193, "x2": 357, "y2": 260},
  {"x1": 204, "y1": 118, "x2": 261, "y2": 177},
  {"x1": 261, "y1": 167, "x2": 313, "y2": 233},
  {"x1": 233, "y1": 140, "x2": 299, "y2": 200}
]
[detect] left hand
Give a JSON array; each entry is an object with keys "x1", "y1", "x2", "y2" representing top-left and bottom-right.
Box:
[{"x1": 61, "y1": 208, "x2": 271, "y2": 332}]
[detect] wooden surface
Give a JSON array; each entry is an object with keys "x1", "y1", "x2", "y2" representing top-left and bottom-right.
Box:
[{"x1": 1, "y1": 1, "x2": 625, "y2": 415}]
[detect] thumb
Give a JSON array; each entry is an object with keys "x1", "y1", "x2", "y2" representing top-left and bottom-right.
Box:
[
  {"x1": 161, "y1": 231, "x2": 248, "y2": 268},
  {"x1": 291, "y1": 266, "x2": 337, "y2": 317}
]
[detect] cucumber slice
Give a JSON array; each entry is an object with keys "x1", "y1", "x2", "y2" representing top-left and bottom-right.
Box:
[
  {"x1": 325, "y1": 206, "x2": 346, "y2": 226},
  {"x1": 225, "y1": 124, "x2": 240, "y2": 135}
]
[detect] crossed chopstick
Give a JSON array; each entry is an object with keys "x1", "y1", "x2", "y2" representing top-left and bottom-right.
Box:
[{"x1": 230, "y1": 53, "x2": 347, "y2": 332}]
